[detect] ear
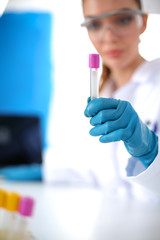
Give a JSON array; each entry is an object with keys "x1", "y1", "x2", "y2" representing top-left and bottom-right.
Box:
[{"x1": 140, "y1": 14, "x2": 148, "y2": 34}]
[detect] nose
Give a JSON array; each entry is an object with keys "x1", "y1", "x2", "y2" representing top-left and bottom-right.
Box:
[{"x1": 101, "y1": 25, "x2": 118, "y2": 42}]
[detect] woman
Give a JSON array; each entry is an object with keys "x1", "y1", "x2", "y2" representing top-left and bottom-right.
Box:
[{"x1": 83, "y1": 0, "x2": 160, "y2": 195}]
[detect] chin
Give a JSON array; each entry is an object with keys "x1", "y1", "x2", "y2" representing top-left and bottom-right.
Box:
[{"x1": 103, "y1": 59, "x2": 124, "y2": 69}]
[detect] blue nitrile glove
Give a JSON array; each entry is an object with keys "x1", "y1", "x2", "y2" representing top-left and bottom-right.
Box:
[
  {"x1": 0, "y1": 164, "x2": 42, "y2": 181},
  {"x1": 84, "y1": 98, "x2": 158, "y2": 168}
]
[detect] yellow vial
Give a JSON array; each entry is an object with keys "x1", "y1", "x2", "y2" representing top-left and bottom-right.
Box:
[
  {"x1": 0, "y1": 189, "x2": 7, "y2": 208},
  {"x1": 5, "y1": 192, "x2": 21, "y2": 212}
]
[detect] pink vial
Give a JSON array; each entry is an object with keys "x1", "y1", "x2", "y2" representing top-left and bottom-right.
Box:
[{"x1": 16, "y1": 197, "x2": 35, "y2": 239}]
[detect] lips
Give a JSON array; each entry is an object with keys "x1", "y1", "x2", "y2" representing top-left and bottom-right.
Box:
[{"x1": 105, "y1": 49, "x2": 123, "y2": 58}]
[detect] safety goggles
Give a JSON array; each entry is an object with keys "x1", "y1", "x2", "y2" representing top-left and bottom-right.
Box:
[{"x1": 81, "y1": 9, "x2": 144, "y2": 42}]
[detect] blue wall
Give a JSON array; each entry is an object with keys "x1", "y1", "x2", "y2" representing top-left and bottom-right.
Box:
[{"x1": 0, "y1": 12, "x2": 53, "y2": 148}]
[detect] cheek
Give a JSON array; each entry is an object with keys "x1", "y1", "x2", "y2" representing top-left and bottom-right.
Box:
[
  {"x1": 89, "y1": 40, "x2": 103, "y2": 56},
  {"x1": 123, "y1": 28, "x2": 142, "y2": 51},
  {"x1": 88, "y1": 32, "x2": 104, "y2": 53},
  {"x1": 124, "y1": 34, "x2": 140, "y2": 51}
]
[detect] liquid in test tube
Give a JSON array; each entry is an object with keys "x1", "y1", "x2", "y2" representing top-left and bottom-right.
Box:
[{"x1": 89, "y1": 54, "x2": 100, "y2": 100}]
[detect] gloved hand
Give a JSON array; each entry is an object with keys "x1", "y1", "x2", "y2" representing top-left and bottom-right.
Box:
[
  {"x1": 0, "y1": 164, "x2": 42, "y2": 181},
  {"x1": 84, "y1": 98, "x2": 158, "y2": 168}
]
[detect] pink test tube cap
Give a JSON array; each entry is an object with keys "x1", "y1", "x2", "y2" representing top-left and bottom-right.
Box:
[
  {"x1": 18, "y1": 197, "x2": 35, "y2": 217},
  {"x1": 89, "y1": 53, "x2": 100, "y2": 68}
]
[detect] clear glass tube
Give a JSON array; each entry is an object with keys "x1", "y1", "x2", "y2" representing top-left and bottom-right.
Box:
[
  {"x1": 13, "y1": 214, "x2": 28, "y2": 240},
  {"x1": 0, "y1": 208, "x2": 7, "y2": 240},
  {"x1": 90, "y1": 68, "x2": 99, "y2": 100},
  {"x1": 1, "y1": 210, "x2": 17, "y2": 240}
]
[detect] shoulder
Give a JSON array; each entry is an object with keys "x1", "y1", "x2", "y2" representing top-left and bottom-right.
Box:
[
  {"x1": 139, "y1": 58, "x2": 160, "y2": 75},
  {"x1": 146, "y1": 58, "x2": 160, "y2": 72},
  {"x1": 132, "y1": 58, "x2": 160, "y2": 85},
  {"x1": 146, "y1": 58, "x2": 160, "y2": 82}
]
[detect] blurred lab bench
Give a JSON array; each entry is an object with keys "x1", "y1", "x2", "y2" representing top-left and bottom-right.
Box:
[{"x1": 1, "y1": 181, "x2": 160, "y2": 240}]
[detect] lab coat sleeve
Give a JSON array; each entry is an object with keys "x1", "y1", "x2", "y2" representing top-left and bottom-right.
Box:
[{"x1": 129, "y1": 136, "x2": 160, "y2": 195}]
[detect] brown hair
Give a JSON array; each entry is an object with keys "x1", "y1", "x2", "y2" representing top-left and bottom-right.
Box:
[{"x1": 99, "y1": 0, "x2": 142, "y2": 92}]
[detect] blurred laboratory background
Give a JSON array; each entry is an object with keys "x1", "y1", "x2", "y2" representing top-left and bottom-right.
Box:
[
  {"x1": 0, "y1": 1, "x2": 160, "y2": 240},
  {"x1": 0, "y1": 0, "x2": 160, "y2": 184}
]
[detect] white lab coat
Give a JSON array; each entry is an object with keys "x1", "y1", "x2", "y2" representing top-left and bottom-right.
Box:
[{"x1": 100, "y1": 58, "x2": 160, "y2": 195}]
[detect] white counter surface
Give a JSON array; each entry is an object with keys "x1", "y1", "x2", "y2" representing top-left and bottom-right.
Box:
[{"x1": 1, "y1": 181, "x2": 160, "y2": 240}]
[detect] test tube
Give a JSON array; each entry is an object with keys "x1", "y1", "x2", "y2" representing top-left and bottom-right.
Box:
[
  {"x1": 0, "y1": 189, "x2": 7, "y2": 239},
  {"x1": 3, "y1": 192, "x2": 21, "y2": 240},
  {"x1": 89, "y1": 53, "x2": 100, "y2": 100},
  {"x1": 15, "y1": 197, "x2": 35, "y2": 240}
]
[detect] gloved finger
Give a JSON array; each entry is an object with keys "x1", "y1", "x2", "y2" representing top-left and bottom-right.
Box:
[
  {"x1": 99, "y1": 129, "x2": 126, "y2": 143},
  {"x1": 84, "y1": 97, "x2": 91, "y2": 118},
  {"x1": 89, "y1": 117, "x2": 126, "y2": 136},
  {"x1": 84, "y1": 98, "x2": 119, "y2": 118},
  {"x1": 89, "y1": 122, "x2": 110, "y2": 136},
  {"x1": 90, "y1": 109, "x2": 116, "y2": 126},
  {"x1": 99, "y1": 117, "x2": 137, "y2": 143},
  {"x1": 101, "y1": 101, "x2": 136, "y2": 133},
  {"x1": 90, "y1": 100, "x2": 127, "y2": 126},
  {"x1": 87, "y1": 97, "x2": 91, "y2": 104},
  {"x1": 90, "y1": 104, "x2": 138, "y2": 137},
  {"x1": 98, "y1": 114, "x2": 138, "y2": 143},
  {"x1": 89, "y1": 101, "x2": 130, "y2": 134}
]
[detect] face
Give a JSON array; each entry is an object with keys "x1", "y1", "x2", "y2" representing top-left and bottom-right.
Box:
[{"x1": 83, "y1": 0, "x2": 147, "y2": 71}]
